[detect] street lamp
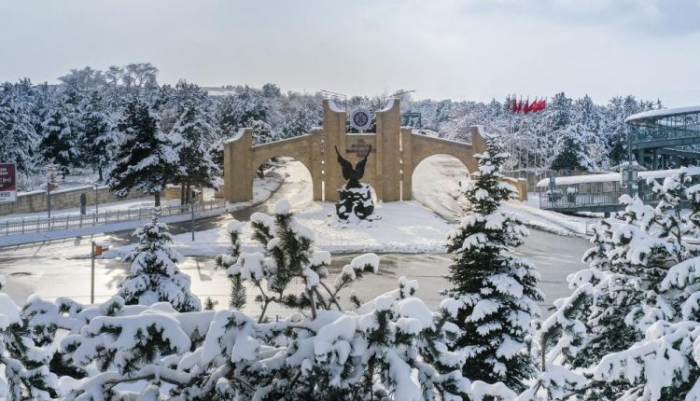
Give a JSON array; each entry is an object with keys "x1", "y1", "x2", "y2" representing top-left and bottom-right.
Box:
[
  {"x1": 46, "y1": 164, "x2": 58, "y2": 219},
  {"x1": 94, "y1": 183, "x2": 100, "y2": 222},
  {"x1": 320, "y1": 89, "x2": 348, "y2": 111}
]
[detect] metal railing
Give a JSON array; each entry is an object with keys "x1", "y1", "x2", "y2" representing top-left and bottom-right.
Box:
[
  {"x1": 539, "y1": 191, "x2": 657, "y2": 211},
  {"x1": 0, "y1": 199, "x2": 227, "y2": 237}
]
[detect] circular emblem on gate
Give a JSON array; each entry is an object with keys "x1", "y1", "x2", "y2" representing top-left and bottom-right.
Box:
[{"x1": 349, "y1": 107, "x2": 372, "y2": 132}]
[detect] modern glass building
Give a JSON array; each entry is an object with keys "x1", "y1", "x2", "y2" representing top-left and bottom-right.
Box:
[{"x1": 626, "y1": 105, "x2": 700, "y2": 169}]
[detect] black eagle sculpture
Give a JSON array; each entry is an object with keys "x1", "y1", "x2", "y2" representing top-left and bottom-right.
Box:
[
  {"x1": 335, "y1": 145, "x2": 372, "y2": 188},
  {"x1": 334, "y1": 145, "x2": 375, "y2": 221}
]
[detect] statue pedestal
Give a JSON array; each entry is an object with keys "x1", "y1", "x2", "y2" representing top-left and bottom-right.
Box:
[{"x1": 336, "y1": 184, "x2": 375, "y2": 221}]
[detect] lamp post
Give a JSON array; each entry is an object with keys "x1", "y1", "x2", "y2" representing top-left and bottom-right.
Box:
[
  {"x1": 90, "y1": 241, "x2": 96, "y2": 304},
  {"x1": 94, "y1": 183, "x2": 100, "y2": 222},
  {"x1": 46, "y1": 164, "x2": 58, "y2": 219},
  {"x1": 191, "y1": 189, "x2": 197, "y2": 242}
]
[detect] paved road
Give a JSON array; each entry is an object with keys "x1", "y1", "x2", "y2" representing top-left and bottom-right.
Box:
[{"x1": 0, "y1": 159, "x2": 591, "y2": 315}]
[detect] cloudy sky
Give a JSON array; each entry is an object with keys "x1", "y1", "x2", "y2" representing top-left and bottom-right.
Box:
[{"x1": 1, "y1": 0, "x2": 699, "y2": 106}]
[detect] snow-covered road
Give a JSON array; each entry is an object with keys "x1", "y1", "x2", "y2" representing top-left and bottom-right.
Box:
[{"x1": 0, "y1": 157, "x2": 592, "y2": 315}]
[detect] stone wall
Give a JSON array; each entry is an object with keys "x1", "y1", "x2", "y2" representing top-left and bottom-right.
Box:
[{"x1": 0, "y1": 185, "x2": 159, "y2": 216}]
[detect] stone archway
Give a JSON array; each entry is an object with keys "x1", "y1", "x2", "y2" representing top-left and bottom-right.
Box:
[{"x1": 222, "y1": 99, "x2": 488, "y2": 204}]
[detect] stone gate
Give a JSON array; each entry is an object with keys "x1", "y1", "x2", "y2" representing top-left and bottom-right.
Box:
[{"x1": 223, "y1": 99, "x2": 488, "y2": 203}]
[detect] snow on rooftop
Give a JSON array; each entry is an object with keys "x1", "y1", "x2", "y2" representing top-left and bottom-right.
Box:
[
  {"x1": 625, "y1": 105, "x2": 700, "y2": 123},
  {"x1": 536, "y1": 166, "x2": 700, "y2": 188}
]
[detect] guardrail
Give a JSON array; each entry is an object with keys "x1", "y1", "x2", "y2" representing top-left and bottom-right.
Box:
[
  {"x1": 0, "y1": 199, "x2": 227, "y2": 237},
  {"x1": 539, "y1": 191, "x2": 658, "y2": 211}
]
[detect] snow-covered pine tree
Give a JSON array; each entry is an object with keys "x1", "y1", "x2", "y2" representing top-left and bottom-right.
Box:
[
  {"x1": 59, "y1": 301, "x2": 207, "y2": 400},
  {"x1": 107, "y1": 97, "x2": 178, "y2": 206},
  {"x1": 0, "y1": 82, "x2": 39, "y2": 186},
  {"x1": 80, "y1": 90, "x2": 118, "y2": 181},
  {"x1": 169, "y1": 83, "x2": 220, "y2": 202},
  {"x1": 443, "y1": 142, "x2": 543, "y2": 393},
  {"x1": 118, "y1": 214, "x2": 201, "y2": 312},
  {"x1": 589, "y1": 169, "x2": 700, "y2": 399},
  {"x1": 0, "y1": 276, "x2": 59, "y2": 400},
  {"x1": 521, "y1": 169, "x2": 700, "y2": 400},
  {"x1": 176, "y1": 265, "x2": 473, "y2": 400},
  {"x1": 215, "y1": 220, "x2": 247, "y2": 309},
  {"x1": 39, "y1": 99, "x2": 80, "y2": 177},
  {"x1": 232, "y1": 199, "x2": 352, "y2": 322}
]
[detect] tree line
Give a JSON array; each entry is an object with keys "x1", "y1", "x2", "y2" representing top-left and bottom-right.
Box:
[{"x1": 0, "y1": 63, "x2": 662, "y2": 202}]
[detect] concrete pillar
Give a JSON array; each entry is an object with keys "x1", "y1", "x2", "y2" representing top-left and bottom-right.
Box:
[
  {"x1": 400, "y1": 128, "x2": 413, "y2": 200},
  {"x1": 652, "y1": 153, "x2": 658, "y2": 170},
  {"x1": 376, "y1": 99, "x2": 402, "y2": 201},
  {"x1": 637, "y1": 149, "x2": 645, "y2": 167},
  {"x1": 322, "y1": 99, "x2": 347, "y2": 202},
  {"x1": 310, "y1": 128, "x2": 324, "y2": 201},
  {"x1": 224, "y1": 128, "x2": 254, "y2": 203}
]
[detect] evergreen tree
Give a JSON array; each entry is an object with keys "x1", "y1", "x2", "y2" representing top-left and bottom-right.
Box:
[
  {"x1": 80, "y1": 90, "x2": 118, "y2": 181},
  {"x1": 215, "y1": 221, "x2": 247, "y2": 309},
  {"x1": 442, "y1": 142, "x2": 543, "y2": 393},
  {"x1": 169, "y1": 86, "x2": 220, "y2": 200},
  {"x1": 107, "y1": 97, "x2": 178, "y2": 206},
  {"x1": 39, "y1": 100, "x2": 78, "y2": 174},
  {"x1": 549, "y1": 127, "x2": 593, "y2": 172},
  {"x1": 590, "y1": 169, "x2": 700, "y2": 399},
  {"x1": 118, "y1": 214, "x2": 201, "y2": 312},
  {"x1": 0, "y1": 276, "x2": 59, "y2": 400},
  {"x1": 0, "y1": 82, "x2": 39, "y2": 182},
  {"x1": 524, "y1": 169, "x2": 700, "y2": 400}
]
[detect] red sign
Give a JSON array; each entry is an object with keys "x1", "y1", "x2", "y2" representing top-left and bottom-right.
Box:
[{"x1": 0, "y1": 163, "x2": 17, "y2": 203}]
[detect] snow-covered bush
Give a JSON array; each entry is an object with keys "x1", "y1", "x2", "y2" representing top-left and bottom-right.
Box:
[{"x1": 119, "y1": 214, "x2": 201, "y2": 312}]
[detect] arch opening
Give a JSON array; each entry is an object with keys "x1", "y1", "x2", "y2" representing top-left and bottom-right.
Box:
[
  {"x1": 410, "y1": 154, "x2": 470, "y2": 221},
  {"x1": 252, "y1": 156, "x2": 314, "y2": 209}
]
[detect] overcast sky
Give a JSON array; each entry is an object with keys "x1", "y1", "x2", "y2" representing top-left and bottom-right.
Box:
[{"x1": 1, "y1": 0, "x2": 699, "y2": 106}]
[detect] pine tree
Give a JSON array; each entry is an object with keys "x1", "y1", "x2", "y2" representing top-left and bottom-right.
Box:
[
  {"x1": 39, "y1": 100, "x2": 78, "y2": 175},
  {"x1": 215, "y1": 221, "x2": 247, "y2": 309},
  {"x1": 590, "y1": 169, "x2": 700, "y2": 399},
  {"x1": 523, "y1": 169, "x2": 700, "y2": 400},
  {"x1": 443, "y1": 143, "x2": 543, "y2": 393},
  {"x1": 169, "y1": 84, "x2": 220, "y2": 201},
  {"x1": 0, "y1": 82, "x2": 39, "y2": 183},
  {"x1": 118, "y1": 214, "x2": 201, "y2": 312},
  {"x1": 0, "y1": 276, "x2": 59, "y2": 400},
  {"x1": 80, "y1": 90, "x2": 118, "y2": 181},
  {"x1": 107, "y1": 97, "x2": 178, "y2": 206}
]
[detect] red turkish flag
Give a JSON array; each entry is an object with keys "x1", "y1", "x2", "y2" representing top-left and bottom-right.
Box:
[{"x1": 531, "y1": 99, "x2": 540, "y2": 112}]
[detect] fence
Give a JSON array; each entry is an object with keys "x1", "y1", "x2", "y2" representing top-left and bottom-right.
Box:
[{"x1": 0, "y1": 199, "x2": 227, "y2": 237}]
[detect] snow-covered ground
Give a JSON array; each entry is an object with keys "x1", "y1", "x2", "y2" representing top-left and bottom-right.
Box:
[
  {"x1": 105, "y1": 201, "x2": 453, "y2": 258},
  {"x1": 17, "y1": 168, "x2": 102, "y2": 194},
  {"x1": 410, "y1": 155, "x2": 598, "y2": 237},
  {"x1": 502, "y1": 198, "x2": 598, "y2": 237}
]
